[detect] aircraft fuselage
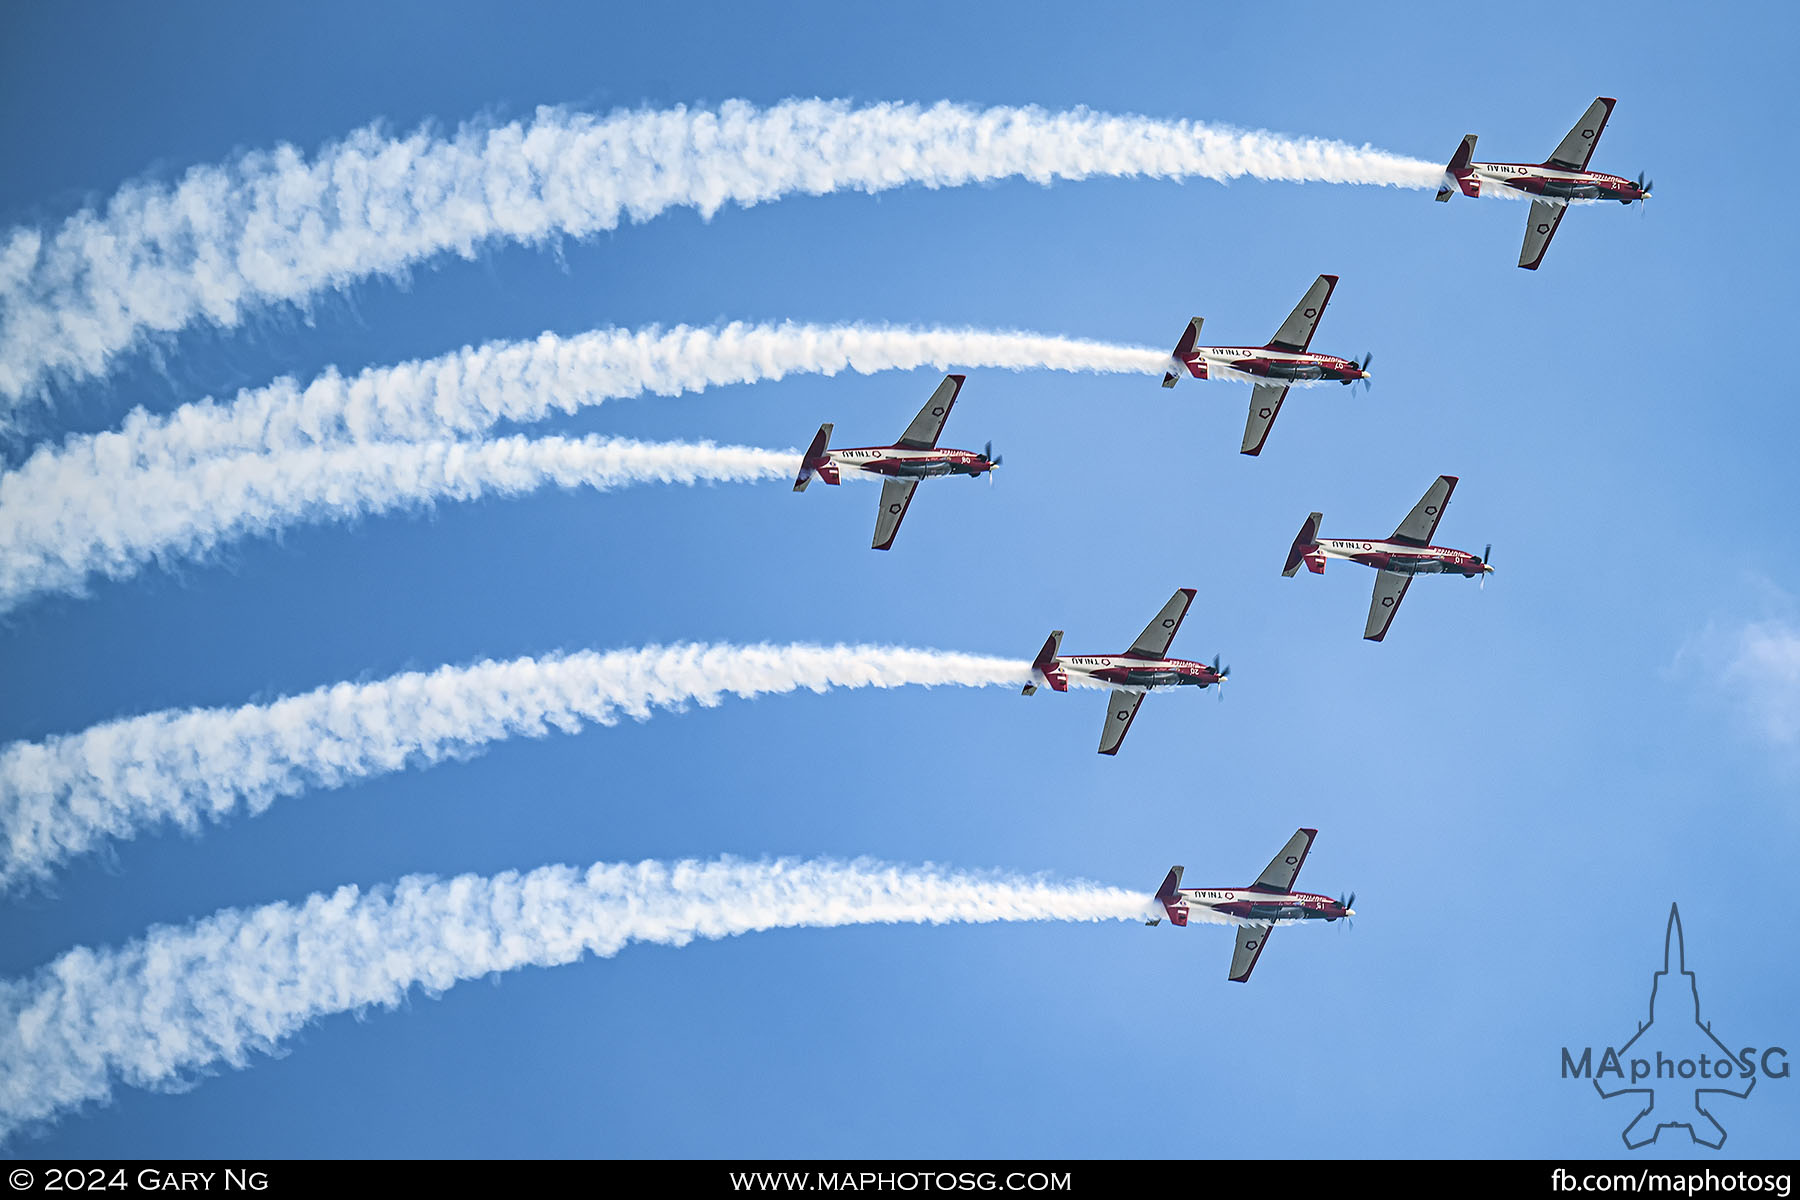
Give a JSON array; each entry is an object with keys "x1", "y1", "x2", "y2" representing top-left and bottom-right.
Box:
[
  {"x1": 1053, "y1": 654, "x2": 1223, "y2": 693},
  {"x1": 1313, "y1": 538, "x2": 1490, "y2": 578},
  {"x1": 1184, "y1": 346, "x2": 1367, "y2": 385},
  {"x1": 1162, "y1": 887, "x2": 1350, "y2": 927},
  {"x1": 1465, "y1": 162, "x2": 1646, "y2": 205},
  {"x1": 819, "y1": 445, "x2": 995, "y2": 482}
]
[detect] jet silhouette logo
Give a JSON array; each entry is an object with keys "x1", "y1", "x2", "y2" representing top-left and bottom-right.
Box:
[{"x1": 1561, "y1": 904, "x2": 1789, "y2": 1149}]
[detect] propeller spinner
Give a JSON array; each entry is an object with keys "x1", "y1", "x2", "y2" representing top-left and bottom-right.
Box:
[{"x1": 979, "y1": 440, "x2": 1002, "y2": 485}]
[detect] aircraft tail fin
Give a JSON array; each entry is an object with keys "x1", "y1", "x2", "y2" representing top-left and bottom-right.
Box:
[
  {"x1": 1148, "y1": 865, "x2": 1185, "y2": 926},
  {"x1": 1022, "y1": 629, "x2": 1066, "y2": 695},
  {"x1": 1162, "y1": 317, "x2": 1204, "y2": 387},
  {"x1": 1437, "y1": 134, "x2": 1479, "y2": 201},
  {"x1": 793, "y1": 423, "x2": 837, "y2": 491},
  {"x1": 1283, "y1": 512, "x2": 1326, "y2": 577}
]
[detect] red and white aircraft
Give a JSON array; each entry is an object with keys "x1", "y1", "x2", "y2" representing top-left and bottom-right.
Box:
[
  {"x1": 1283, "y1": 474, "x2": 1493, "y2": 642},
  {"x1": 1436, "y1": 97, "x2": 1651, "y2": 270},
  {"x1": 1160, "y1": 274, "x2": 1372, "y2": 456},
  {"x1": 1148, "y1": 828, "x2": 1353, "y2": 983},
  {"x1": 793, "y1": 374, "x2": 999, "y2": 551},
  {"x1": 1022, "y1": 587, "x2": 1228, "y2": 756}
]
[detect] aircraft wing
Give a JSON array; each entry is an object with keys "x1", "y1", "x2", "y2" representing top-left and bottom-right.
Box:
[
  {"x1": 1546, "y1": 97, "x2": 1615, "y2": 172},
  {"x1": 1519, "y1": 200, "x2": 1569, "y2": 271},
  {"x1": 894, "y1": 374, "x2": 965, "y2": 450},
  {"x1": 1098, "y1": 689, "x2": 1145, "y2": 756},
  {"x1": 1125, "y1": 588, "x2": 1196, "y2": 659},
  {"x1": 1240, "y1": 384, "x2": 1291, "y2": 456},
  {"x1": 1249, "y1": 828, "x2": 1318, "y2": 893},
  {"x1": 1267, "y1": 274, "x2": 1338, "y2": 353},
  {"x1": 1228, "y1": 924, "x2": 1273, "y2": 983},
  {"x1": 1364, "y1": 570, "x2": 1413, "y2": 642},
  {"x1": 871, "y1": 478, "x2": 920, "y2": 551},
  {"x1": 1390, "y1": 474, "x2": 1458, "y2": 547}
]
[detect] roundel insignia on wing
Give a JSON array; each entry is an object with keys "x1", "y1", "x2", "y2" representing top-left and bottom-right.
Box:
[
  {"x1": 1382, "y1": 596, "x2": 1396, "y2": 608},
  {"x1": 1304, "y1": 307, "x2": 1317, "y2": 318},
  {"x1": 1425, "y1": 505, "x2": 1438, "y2": 515},
  {"x1": 1537, "y1": 222, "x2": 1551, "y2": 234},
  {"x1": 1259, "y1": 407, "x2": 1273, "y2": 419},
  {"x1": 1161, "y1": 618, "x2": 1175, "y2": 628},
  {"x1": 1115, "y1": 709, "x2": 1131, "y2": 721},
  {"x1": 888, "y1": 503, "x2": 903, "y2": 514},
  {"x1": 1285, "y1": 855, "x2": 1298, "y2": 866},
  {"x1": 1582, "y1": 128, "x2": 1595, "y2": 139},
  {"x1": 1244, "y1": 938, "x2": 1259, "y2": 950},
  {"x1": 931, "y1": 406, "x2": 945, "y2": 417}
]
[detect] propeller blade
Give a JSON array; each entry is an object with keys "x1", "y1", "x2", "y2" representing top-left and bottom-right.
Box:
[{"x1": 983, "y1": 440, "x2": 993, "y2": 461}]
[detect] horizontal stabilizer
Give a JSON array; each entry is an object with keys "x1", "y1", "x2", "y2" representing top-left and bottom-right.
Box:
[
  {"x1": 1163, "y1": 317, "x2": 1203, "y2": 388},
  {"x1": 1437, "y1": 134, "x2": 1478, "y2": 201},
  {"x1": 1148, "y1": 865, "x2": 1184, "y2": 926},
  {"x1": 1283, "y1": 512, "x2": 1324, "y2": 577},
  {"x1": 794, "y1": 423, "x2": 834, "y2": 492},
  {"x1": 1024, "y1": 629, "x2": 1066, "y2": 695}
]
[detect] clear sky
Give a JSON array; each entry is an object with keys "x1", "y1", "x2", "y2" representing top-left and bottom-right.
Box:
[{"x1": 2, "y1": 0, "x2": 1797, "y2": 1160}]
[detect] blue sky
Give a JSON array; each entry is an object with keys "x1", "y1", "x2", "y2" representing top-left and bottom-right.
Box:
[{"x1": 2, "y1": 0, "x2": 1797, "y2": 1159}]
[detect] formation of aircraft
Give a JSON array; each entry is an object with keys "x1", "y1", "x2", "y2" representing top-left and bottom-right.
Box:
[
  {"x1": 1021, "y1": 588, "x2": 1228, "y2": 756},
  {"x1": 1436, "y1": 96, "x2": 1650, "y2": 270},
  {"x1": 793, "y1": 374, "x2": 1000, "y2": 550},
  {"x1": 1147, "y1": 828, "x2": 1353, "y2": 983},
  {"x1": 779, "y1": 98, "x2": 1652, "y2": 981},
  {"x1": 1283, "y1": 474, "x2": 1492, "y2": 642},
  {"x1": 1160, "y1": 273, "x2": 1372, "y2": 456}
]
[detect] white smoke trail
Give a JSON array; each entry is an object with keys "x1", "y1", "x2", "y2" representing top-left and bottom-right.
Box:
[
  {"x1": 0, "y1": 855, "x2": 1154, "y2": 1138},
  {"x1": 8, "y1": 321, "x2": 1168, "y2": 485},
  {"x1": 0, "y1": 433, "x2": 794, "y2": 612},
  {"x1": 0, "y1": 643, "x2": 1053, "y2": 890},
  {"x1": 0, "y1": 98, "x2": 1445, "y2": 402}
]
